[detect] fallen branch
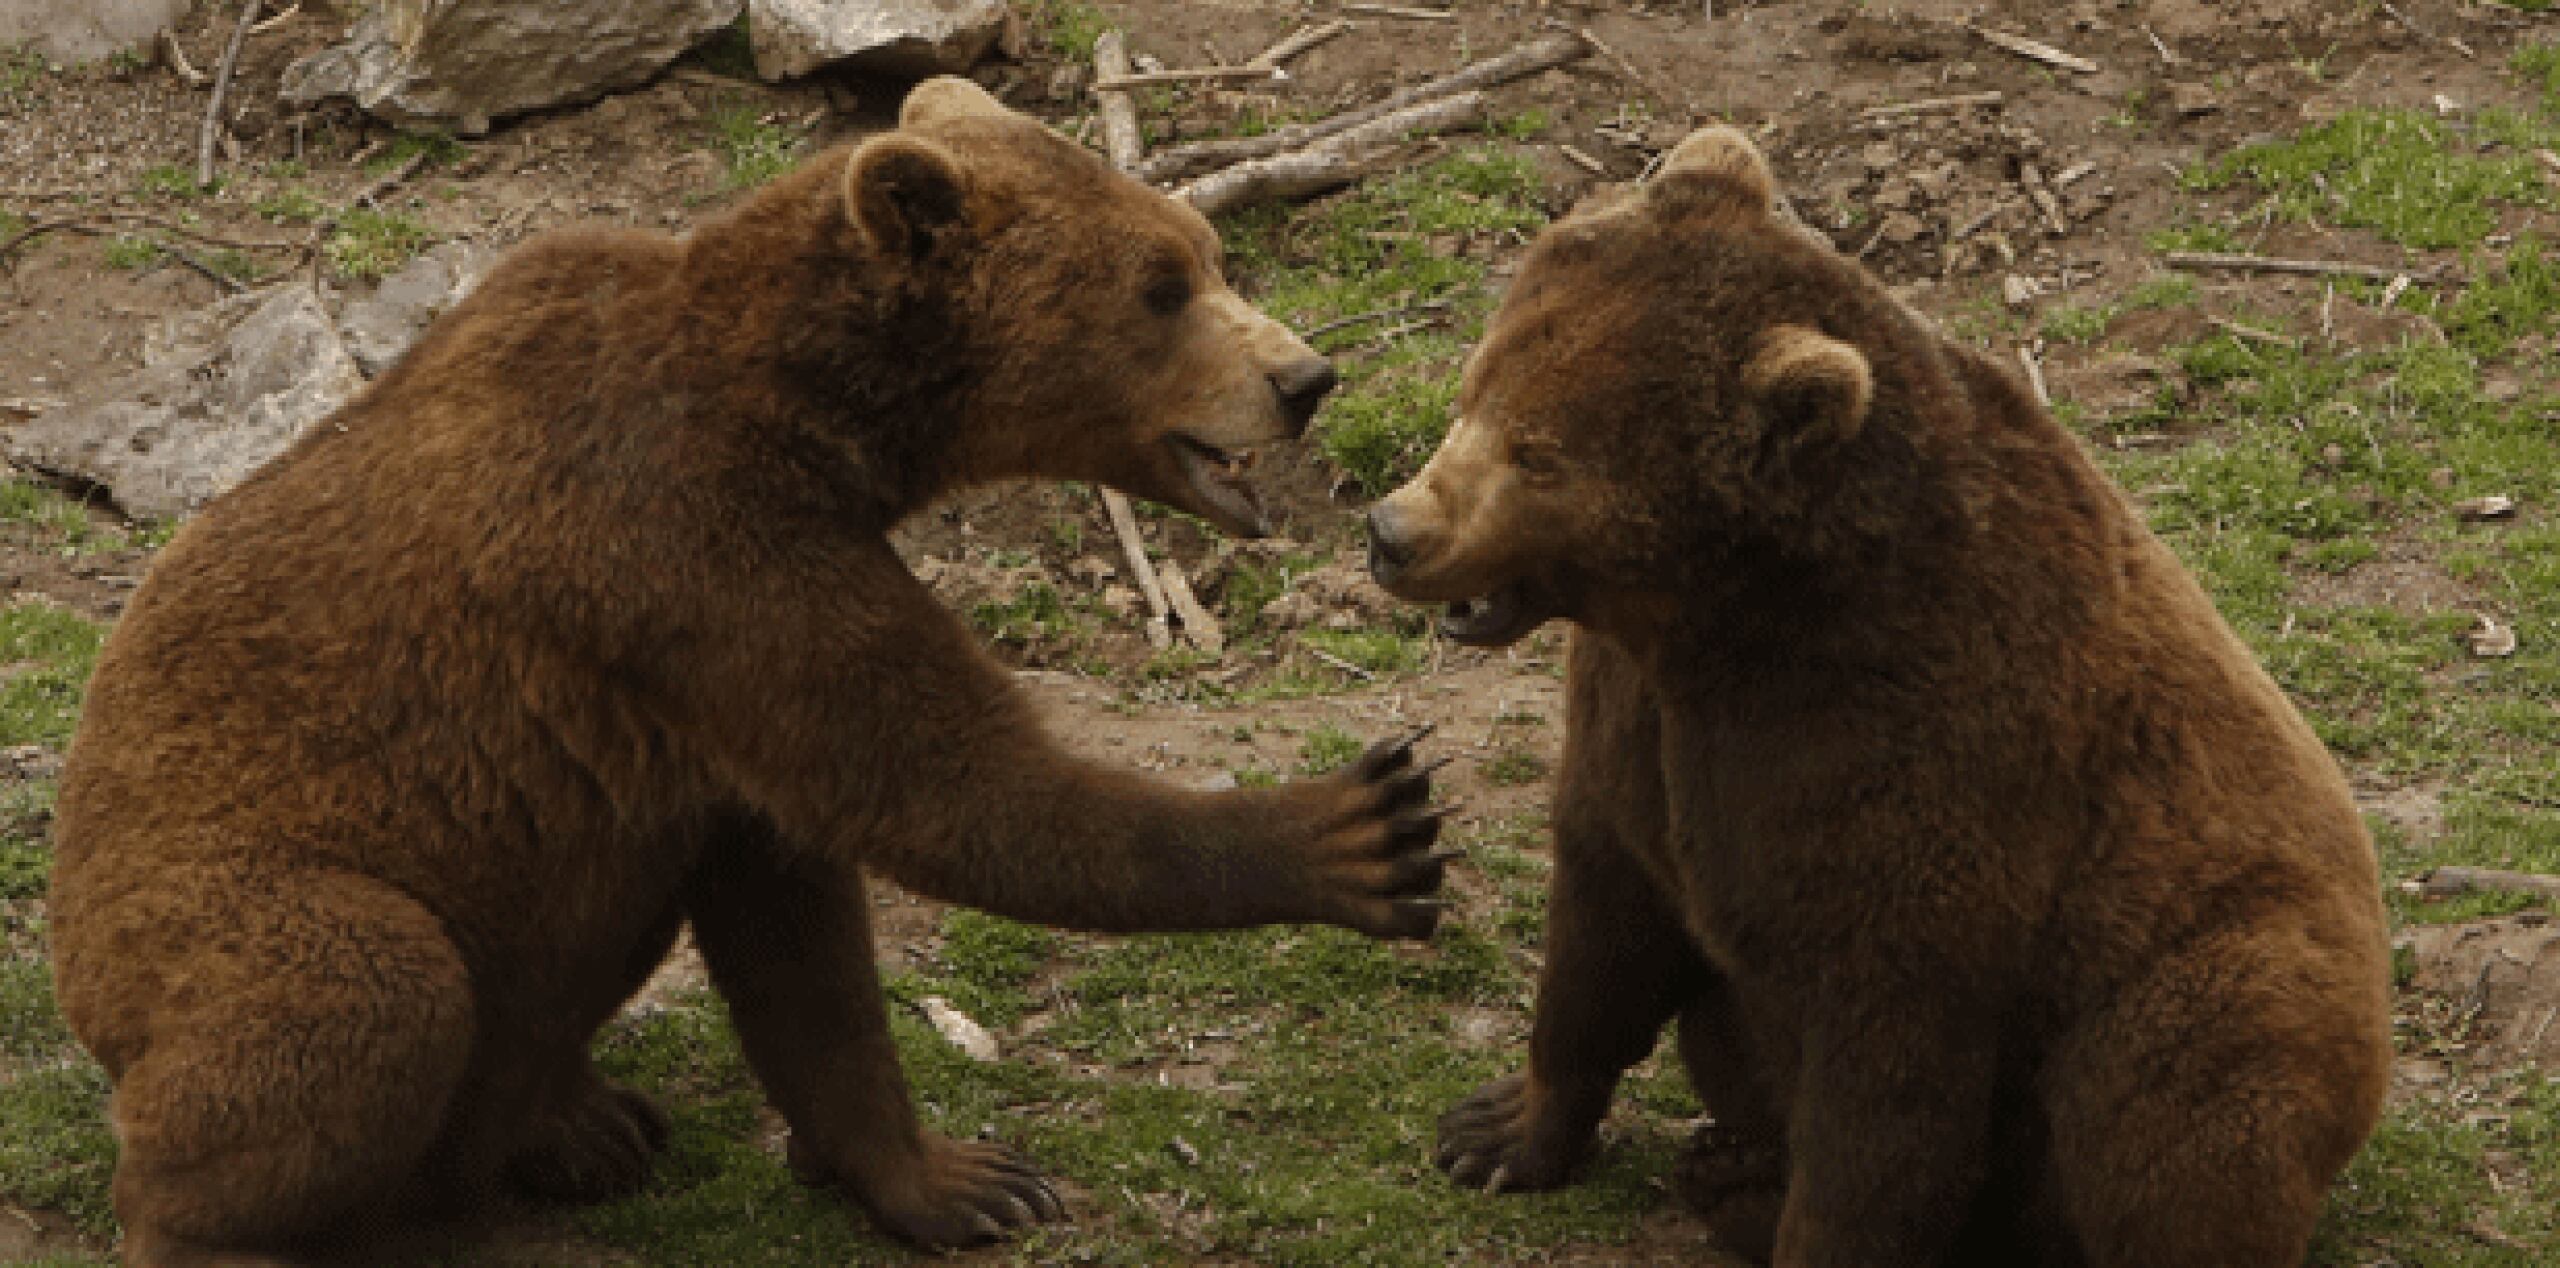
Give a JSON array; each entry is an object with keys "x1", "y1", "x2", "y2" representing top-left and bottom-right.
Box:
[
  {"x1": 247, "y1": 0, "x2": 300, "y2": 36},
  {"x1": 158, "y1": 29, "x2": 207, "y2": 87},
  {"x1": 1344, "y1": 2, "x2": 1454, "y2": 19},
  {"x1": 2408, "y1": 867, "x2": 2560, "y2": 904},
  {"x1": 1093, "y1": 65, "x2": 1285, "y2": 93},
  {"x1": 2163, "y1": 251, "x2": 2414, "y2": 283},
  {"x1": 1305, "y1": 645, "x2": 1376, "y2": 680},
  {"x1": 1860, "y1": 90, "x2": 2003, "y2": 120},
  {"x1": 1093, "y1": 31, "x2": 1181, "y2": 652},
  {"x1": 1139, "y1": 30, "x2": 1589, "y2": 183},
  {"x1": 2017, "y1": 344, "x2": 2051, "y2": 407},
  {"x1": 1176, "y1": 90, "x2": 1487, "y2": 217},
  {"x1": 1159, "y1": 562, "x2": 1224, "y2": 654},
  {"x1": 163, "y1": 242, "x2": 246, "y2": 293},
  {"x1": 1968, "y1": 24, "x2": 2099, "y2": 75},
  {"x1": 1250, "y1": 20, "x2": 1351, "y2": 69},
  {"x1": 1304, "y1": 299, "x2": 1455, "y2": 340},
  {"x1": 2019, "y1": 162, "x2": 2068, "y2": 236},
  {"x1": 0, "y1": 213, "x2": 301, "y2": 262},
  {"x1": 198, "y1": 0, "x2": 262, "y2": 189},
  {"x1": 1558, "y1": 143, "x2": 1606, "y2": 175},
  {"x1": 2206, "y1": 315, "x2": 2299, "y2": 347}
]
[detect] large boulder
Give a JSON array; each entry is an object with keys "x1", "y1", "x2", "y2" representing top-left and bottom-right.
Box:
[
  {"x1": 0, "y1": 0, "x2": 188, "y2": 66},
  {"x1": 748, "y1": 0, "x2": 1018, "y2": 81},
  {"x1": 281, "y1": 0, "x2": 745, "y2": 135},
  {"x1": 3, "y1": 244, "x2": 486, "y2": 519}
]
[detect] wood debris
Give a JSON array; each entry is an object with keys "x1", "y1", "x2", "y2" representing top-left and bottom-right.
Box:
[
  {"x1": 2164, "y1": 251, "x2": 2413, "y2": 284},
  {"x1": 2468, "y1": 615, "x2": 2519, "y2": 659},
  {"x1": 2206, "y1": 315, "x2": 2299, "y2": 347},
  {"x1": 2407, "y1": 867, "x2": 2560, "y2": 903},
  {"x1": 2454, "y1": 495, "x2": 2518, "y2": 522},
  {"x1": 197, "y1": 0, "x2": 263, "y2": 189},
  {"x1": 1968, "y1": 24, "x2": 2100, "y2": 75},
  {"x1": 1859, "y1": 91, "x2": 2003, "y2": 121},
  {"x1": 2017, "y1": 344, "x2": 2051, "y2": 407},
  {"x1": 1344, "y1": 2, "x2": 1455, "y2": 20},
  {"x1": 1249, "y1": 20, "x2": 1351, "y2": 69},
  {"x1": 1093, "y1": 65, "x2": 1285, "y2": 92},
  {"x1": 918, "y1": 997, "x2": 1001, "y2": 1062},
  {"x1": 1175, "y1": 91, "x2": 1489, "y2": 217}
]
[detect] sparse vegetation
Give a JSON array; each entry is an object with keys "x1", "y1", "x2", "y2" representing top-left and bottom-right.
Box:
[
  {"x1": 325, "y1": 206, "x2": 435, "y2": 280},
  {"x1": 708, "y1": 102, "x2": 801, "y2": 191}
]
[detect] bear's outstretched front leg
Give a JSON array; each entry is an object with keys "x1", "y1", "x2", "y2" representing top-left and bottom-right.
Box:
[
  {"x1": 685, "y1": 825, "x2": 1063, "y2": 1250},
  {"x1": 680, "y1": 547, "x2": 1448, "y2": 940}
]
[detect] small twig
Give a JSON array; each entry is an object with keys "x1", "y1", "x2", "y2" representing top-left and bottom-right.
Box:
[
  {"x1": 1949, "y1": 202, "x2": 2008, "y2": 242},
  {"x1": 2380, "y1": 274, "x2": 2414, "y2": 308},
  {"x1": 198, "y1": 0, "x2": 262, "y2": 189},
  {"x1": 1558, "y1": 143, "x2": 1606, "y2": 175},
  {"x1": 2141, "y1": 23, "x2": 2178, "y2": 66},
  {"x1": 1175, "y1": 91, "x2": 1488, "y2": 217},
  {"x1": 2164, "y1": 251, "x2": 2415, "y2": 283},
  {"x1": 2321, "y1": 282, "x2": 2337, "y2": 343},
  {"x1": 1968, "y1": 24, "x2": 2100, "y2": 74},
  {"x1": 1305, "y1": 645, "x2": 1376, "y2": 680},
  {"x1": 2017, "y1": 344, "x2": 2051, "y2": 407},
  {"x1": 1249, "y1": 20, "x2": 1351, "y2": 69},
  {"x1": 0, "y1": 213, "x2": 300, "y2": 261},
  {"x1": 1344, "y1": 2, "x2": 1455, "y2": 19},
  {"x1": 2019, "y1": 162, "x2": 2069, "y2": 236},
  {"x1": 1859, "y1": 90, "x2": 2004, "y2": 120},
  {"x1": 1577, "y1": 25, "x2": 1677, "y2": 107},
  {"x1": 162, "y1": 242, "x2": 246, "y2": 293},
  {"x1": 247, "y1": 1, "x2": 300, "y2": 36},
  {"x1": 2409, "y1": 866, "x2": 2560, "y2": 903},
  {"x1": 158, "y1": 29, "x2": 207, "y2": 87},
  {"x1": 1159, "y1": 562, "x2": 1224, "y2": 654},
  {"x1": 2207, "y1": 315, "x2": 2299, "y2": 347},
  {"x1": 1093, "y1": 65, "x2": 1286, "y2": 92},
  {"x1": 1304, "y1": 300, "x2": 1454, "y2": 339},
  {"x1": 2052, "y1": 160, "x2": 2096, "y2": 188}
]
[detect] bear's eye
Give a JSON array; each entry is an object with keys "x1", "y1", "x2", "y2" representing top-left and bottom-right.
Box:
[
  {"x1": 1143, "y1": 270, "x2": 1193, "y2": 318},
  {"x1": 1514, "y1": 440, "x2": 1567, "y2": 484}
]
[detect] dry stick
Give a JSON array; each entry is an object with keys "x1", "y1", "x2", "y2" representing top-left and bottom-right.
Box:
[
  {"x1": 0, "y1": 213, "x2": 300, "y2": 261},
  {"x1": 1092, "y1": 65, "x2": 1285, "y2": 92},
  {"x1": 1304, "y1": 299, "x2": 1454, "y2": 339},
  {"x1": 1558, "y1": 143, "x2": 1607, "y2": 175},
  {"x1": 162, "y1": 242, "x2": 245, "y2": 294},
  {"x1": 158, "y1": 29, "x2": 207, "y2": 87},
  {"x1": 1860, "y1": 90, "x2": 2003, "y2": 120},
  {"x1": 1344, "y1": 2, "x2": 1455, "y2": 19},
  {"x1": 2019, "y1": 162, "x2": 2069, "y2": 236},
  {"x1": 2411, "y1": 867, "x2": 2560, "y2": 903},
  {"x1": 2163, "y1": 250, "x2": 2415, "y2": 283},
  {"x1": 2017, "y1": 345, "x2": 2051, "y2": 407},
  {"x1": 247, "y1": 0, "x2": 300, "y2": 36},
  {"x1": 1968, "y1": 24, "x2": 2100, "y2": 75},
  {"x1": 1306, "y1": 646, "x2": 1376, "y2": 680},
  {"x1": 1139, "y1": 30, "x2": 1590, "y2": 183},
  {"x1": 1091, "y1": 32, "x2": 1181, "y2": 652},
  {"x1": 2207, "y1": 315, "x2": 2299, "y2": 347},
  {"x1": 1176, "y1": 91, "x2": 1487, "y2": 216},
  {"x1": 2141, "y1": 23, "x2": 2178, "y2": 66},
  {"x1": 197, "y1": 0, "x2": 262, "y2": 189},
  {"x1": 1249, "y1": 20, "x2": 1351, "y2": 69}
]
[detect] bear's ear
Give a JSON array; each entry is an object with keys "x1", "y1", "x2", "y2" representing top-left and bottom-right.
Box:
[
  {"x1": 900, "y1": 76, "x2": 1009, "y2": 128},
  {"x1": 1743, "y1": 324, "x2": 1873, "y2": 445},
  {"x1": 844, "y1": 134, "x2": 971, "y2": 261},
  {"x1": 1645, "y1": 125, "x2": 1776, "y2": 225}
]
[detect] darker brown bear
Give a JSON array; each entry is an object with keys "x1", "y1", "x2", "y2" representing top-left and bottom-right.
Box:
[
  {"x1": 1367, "y1": 126, "x2": 2390, "y2": 1266},
  {"x1": 49, "y1": 78, "x2": 1446, "y2": 1266}
]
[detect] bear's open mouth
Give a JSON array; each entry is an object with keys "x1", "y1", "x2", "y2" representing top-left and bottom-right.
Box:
[
  {"x1": 1170, "y1": 434, "x2": 1271, "y2": 536},
  {"x1": 1441, "y1": 584, "x2": 1549, "y2": 648}
]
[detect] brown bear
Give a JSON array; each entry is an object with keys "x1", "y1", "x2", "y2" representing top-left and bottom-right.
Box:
[
  {"x1": 1365, "y1": 126, "x2": 2391, "y2": 1266},
  {"x1": 49, "y1": 77, "x2": 1449, "y2": 1266}
]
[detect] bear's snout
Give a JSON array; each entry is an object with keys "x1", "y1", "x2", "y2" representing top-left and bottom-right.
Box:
[
  {"x1": 1269, "y1": 357, "x2": 1339, "y2": 435},
  {"x1": 1367, "y1": 502, "x2": 1417, "y2": 583}
]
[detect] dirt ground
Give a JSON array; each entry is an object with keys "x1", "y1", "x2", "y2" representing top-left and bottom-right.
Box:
[{"x1": 9, "y1": 0, "x2": 2560, "y2": 1262}]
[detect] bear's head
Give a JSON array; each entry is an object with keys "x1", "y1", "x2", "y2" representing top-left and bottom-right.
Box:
[
  {"x1": 1364, "y1": 125, "x2": 1947, "y2": 647},
  {"x1": 808, "y1": 77, "x2": 1334, "y2": 536}
]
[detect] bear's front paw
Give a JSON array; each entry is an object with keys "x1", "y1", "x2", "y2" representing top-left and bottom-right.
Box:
[
  {"x1": 1673, "y1": 1120, "x2": 1786, "y2": 1263},
  {"x1": 1435, "y1": 1071, "x2": 1592, "y2": 1194},
  {"x1": 505, "y1": 1072, "x2": 671, "y2": 1203},
  {"x1": 1292, "y1": 726, "x2": 1453, "y2": 940},
  {"x1": 801, "y1": 1131, "x2": 1065, "y2": 1251}
]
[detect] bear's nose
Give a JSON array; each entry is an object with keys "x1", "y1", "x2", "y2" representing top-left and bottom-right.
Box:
[
  {"x1": 1366, "y1": 503, "x2": 1415, "y2": 582},
  {"x1": 1269, "y1": 358, "x2": 1339, "y2": 435}
]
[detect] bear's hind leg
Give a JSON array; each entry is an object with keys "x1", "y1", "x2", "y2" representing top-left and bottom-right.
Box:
[
  {"x1": 100, "y1": 871, "x2": 474, "y2": 1264},
  {"x1": 1670, "y1": 979, "x2": 1786, "y2": 1264},
  {"x1": 685, "y1": 827, "x2": 1062, "y2": 1250},
  {"x1": 502, "y1": 904, "x2": 681, "y2": 1205}
]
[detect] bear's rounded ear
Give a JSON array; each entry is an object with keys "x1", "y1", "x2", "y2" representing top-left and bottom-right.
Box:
[
  {"x1": 900, "y1": 75, "x2": 1009, "y2": 128},
  {"x1": 1645, "y1": 125, "x2": 1776, "y2": 225},
  {"x1": 844, "y1": 134, "x2": 970, "y2": 261},
  {"x1": 1743, "y1": 324, "x2": 1873, "y2": 444}
]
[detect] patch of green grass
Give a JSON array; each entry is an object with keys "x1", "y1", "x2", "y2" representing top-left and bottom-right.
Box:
[
  {"x1": 916, "y1": 909, "x2": 1057, "y2": 1028},
  {"x1": 99, "y1": 235, "x2": 161, "y2": 270},
  {"x1": 2515, "y1": 40, "x2": 2560, "y2": 114},
  {"x1": 1219, "y1": 551, "x2": 1319, "y2": 634},
  {"x1": 2145, "y1": 221, "x2": 2242, "y2": 254},
  {"x1": 254, "y1": 184, "x2": 327, "y2": 224},
  {"x1": 136, "y1": 163, "x2": 208, "y2": 200},
  {"x1": 1224, "y1": 148, "x2": 1547, "y2": 495},
  {"x1": 1300, "y1": 624, "x2": 1428, "y2": 677},
  {"x1": 0, "y1": 779, "x2": 52, "y2": 902},
  {"x1": 0, "y1": 44, "x2": 47, "y2": 105},
  {"x1": 1489, "y1": 108, "x2": 1551, "y2": 141},
  {"x1": 1297, "y1": 724, "x2": 1364, "y2": 775},
  {"x1": 0, "y1": 600, "x2": 106, "y2": 749},
  {"x1": 971, "y1": 581, "x2": 1084, "y2": 646},
  {"x1": 2313, "y1": 1081, "x2": 2560, "y2": 1263},
  {"x1": 370, "y1": 130, "x2": 466, "y2": 175},
  {"x1": 1024, "y1": 0, "x2": 1110, "y2": 63},
  {"x1": 708, "y1": 102, "x2": 801, "y2": 191},
  {"x1": 2187, "y1": 108, "x2": 2547, "y2": 250},
  {"x1": 325, "y1": 206, "x2": 434, "y2": 280},
  {"x1": 2041, "y1": 303, "x2": 2114, "y2": 346},
  {"x1": 1481, "y1": 749, "x2": 1548, "y2": 788}
]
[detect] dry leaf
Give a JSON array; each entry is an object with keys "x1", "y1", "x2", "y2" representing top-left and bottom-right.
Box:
[
  {"x1": 2469, "y1": 616, "x2": 2519, "y2": 659},
  {"x1": 2454, "y1": 495, "x2": 2518, "y2": 522},
  {"x1": 919, "y1": 996, "x2": 1001, "y2": 1062}
]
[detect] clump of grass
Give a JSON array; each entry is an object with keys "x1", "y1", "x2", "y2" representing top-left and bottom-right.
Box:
[
  {"x1": 970, "y1": 582, "x2": 1081, "y2": 646},
  {"x1": 1481, "y1": 749, "x2": 1549, "y2": 788},
  {"x1": 1301, "y1": 624, "x2": 1428, "y2": 677},
  {"x1": 0, "y1": 44, "x2": 47, "y2": 105},
  {"x1": 0, "y1": 601, "x2": 106, "y2": 748},
  {"x1": 708, "y1": 103, "x2": 800, "y2": 191},
  {"x1": 254, "y1": 185, "x2": 326, "y2": 224},
  {"x1": 99, "y1": 235, "x2": 162, "y2": 271},
  {"x1": 325, "y1": 207, "x2": 434, "y2": 280},
  {"x1": 135, "y1": 163, "x2": 208, "y2": 200},
  {"x1": 2514, "y1": 40, "x2": 2560, "y2": 114},
  {"x1": 1297, "y1": 723, "x2": 1365, "y2": 775},
  {"x1": 1024, "y1": 0, "x2": 1109, "y2": 62},
  {"x1": 370, "y1": 130, "x2": 466, "y2": 175},
  {"x1": 2186, "y1": 108, "x2": 2546, "y2": 250}
]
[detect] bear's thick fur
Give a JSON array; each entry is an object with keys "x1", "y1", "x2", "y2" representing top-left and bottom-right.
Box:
[
  {"x1": 49, "y1": 78, "x2": 1447, "y2": 1265},
  {"x1": 1367, "y1": 127, "x2": 2391, "y2": 1266}
]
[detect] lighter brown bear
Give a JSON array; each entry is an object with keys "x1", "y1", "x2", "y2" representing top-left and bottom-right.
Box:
[
  {"x1": 49, "y1": 78, "x2": 1450, "y2": 1266},
  {"x1": 1366, "y1": 126, "x2": 2391, "y2": 1266}
]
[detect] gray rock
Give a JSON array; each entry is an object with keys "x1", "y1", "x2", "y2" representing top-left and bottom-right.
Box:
[
  {"x1": 281, "y1": 0, "x2": 746, "y2": 135},
  {"x1": 0, "y1": 0, "x2": 188, "y2": 66},
  {"x1": 5, "y1": 287, "x2": 363, "y2": 519},
  {"x1": 337, "y1": 242, "x2": 492, "y2": 377},
  {"x1": 748, "y1": 0, "x2": 1017, "y2": 81}
]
